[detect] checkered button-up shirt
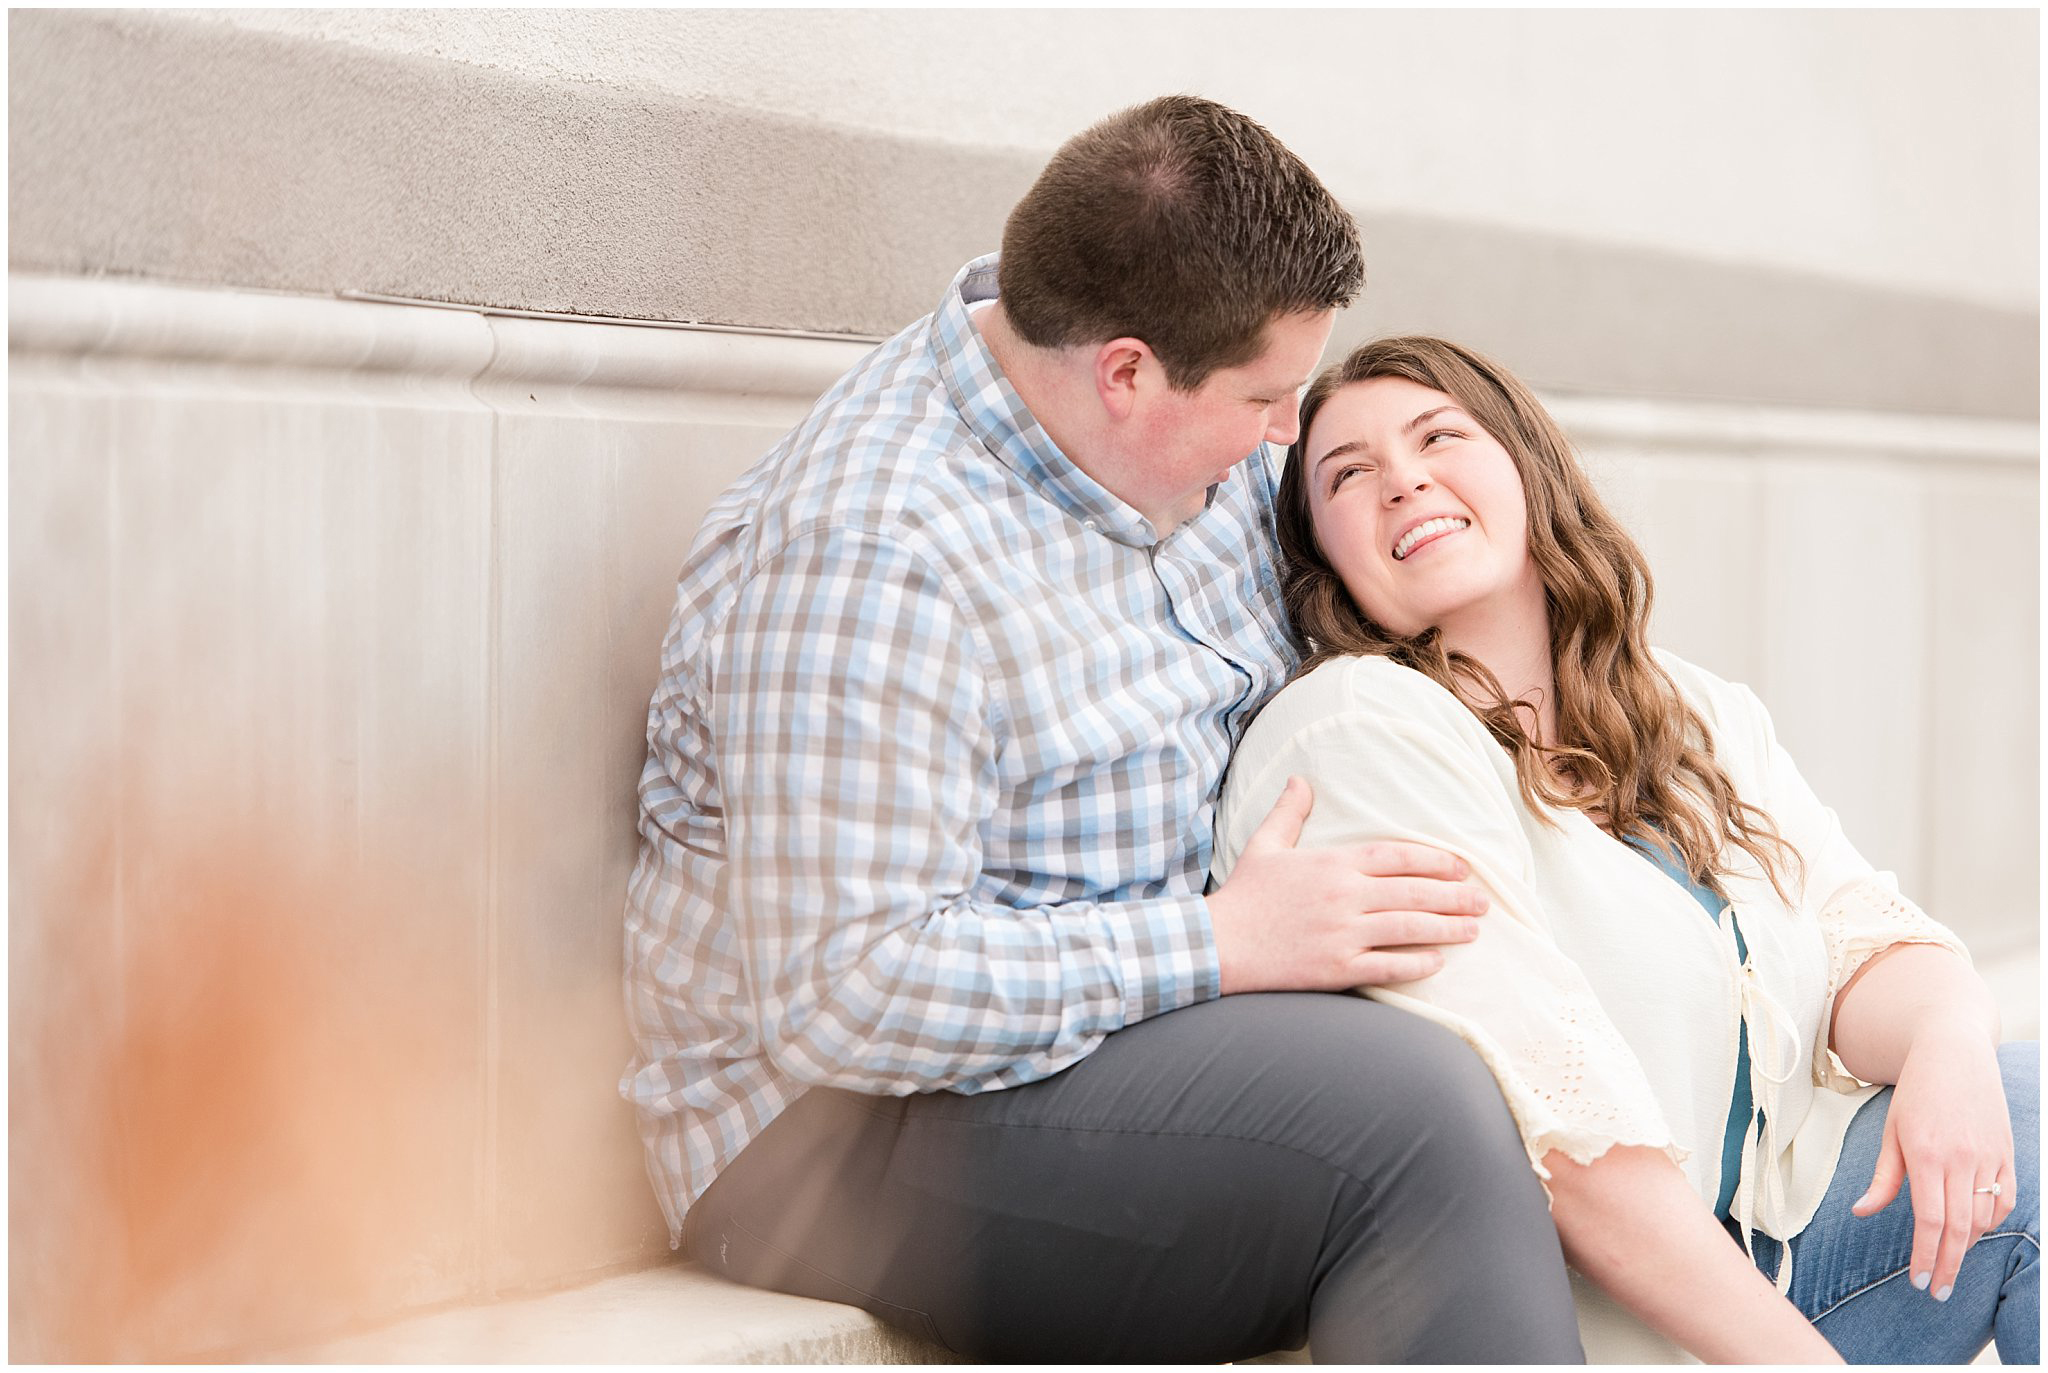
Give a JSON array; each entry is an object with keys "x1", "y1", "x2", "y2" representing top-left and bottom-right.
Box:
[{"x1": 622, "y1": 256, "x2": 1300, "y2": 1240}]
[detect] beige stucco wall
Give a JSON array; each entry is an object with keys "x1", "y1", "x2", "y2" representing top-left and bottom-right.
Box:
[
  {"x1": 10, "y1": 8, "x2": 2038, "y2": 417},
  {"x1": 187, "y1": 8, "x2": 2039, "y2": 313}
]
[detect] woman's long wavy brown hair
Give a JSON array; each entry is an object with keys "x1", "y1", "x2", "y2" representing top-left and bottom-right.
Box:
[{"x1": 1277, "y1": 336, "x2": 1799, "y2": 901}]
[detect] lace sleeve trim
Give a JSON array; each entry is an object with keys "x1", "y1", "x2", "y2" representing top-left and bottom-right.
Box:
[
  {"x1": 1813, "y1": 874, "x2": 1972, "y2": 1092},
  {"x1": 1370, "y1": 986, "x2": 1688, "y2": 1201}
]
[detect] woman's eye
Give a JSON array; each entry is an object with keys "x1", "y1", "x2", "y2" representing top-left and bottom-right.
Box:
[
  {"x1": 1329, "y1": 464, "x2": 1367, "y2": 492},
  {"x1": 1420, "y1": 429, "x2": 1461, "y2": 448}
]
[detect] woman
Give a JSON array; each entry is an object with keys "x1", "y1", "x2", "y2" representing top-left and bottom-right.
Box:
[{"x1": 1211, "y1": 337, "x2": 2037, "y2": 1364}]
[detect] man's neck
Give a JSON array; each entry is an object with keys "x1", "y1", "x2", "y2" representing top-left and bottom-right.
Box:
[{"x1": 975, "y1": 304, "x2": 1163, "y2": 528}]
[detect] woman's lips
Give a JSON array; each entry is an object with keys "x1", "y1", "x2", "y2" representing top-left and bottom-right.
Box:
[{"x1": 1391, "y1": 516, "x2": 1471, "y2": 562}]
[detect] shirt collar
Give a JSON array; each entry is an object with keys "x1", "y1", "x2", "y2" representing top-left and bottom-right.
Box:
[{"x1": 932, "y1": 255, "x2": 1163, "y2": 546}]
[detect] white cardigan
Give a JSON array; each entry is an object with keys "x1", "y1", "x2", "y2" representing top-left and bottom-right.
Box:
[{"x1": 1212, "y1": 649, "x2": 1968, "y2": 1272}]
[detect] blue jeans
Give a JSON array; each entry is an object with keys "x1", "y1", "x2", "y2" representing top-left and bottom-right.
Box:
[{"x1": 1745, "y1": 1040, "x2": 2038, "y2": 1363}]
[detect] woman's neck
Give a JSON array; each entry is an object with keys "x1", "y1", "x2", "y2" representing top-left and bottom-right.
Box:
[{"x1": 1437, "y1": 580, "x2": 1558, "y2": 744}]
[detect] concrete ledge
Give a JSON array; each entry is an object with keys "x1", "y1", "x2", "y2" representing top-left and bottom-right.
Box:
[
  {"x1": 272, "y1": 1264, "x2": 963, "y2": 1364},
  {"x1": 259, "y1": 1263, "x2": 1678, "y2": 1364}
]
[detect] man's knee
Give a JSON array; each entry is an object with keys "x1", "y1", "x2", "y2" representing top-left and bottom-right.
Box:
[{"x1": 1157, "y1": 994, "x2": 1531, "y2": 1182}]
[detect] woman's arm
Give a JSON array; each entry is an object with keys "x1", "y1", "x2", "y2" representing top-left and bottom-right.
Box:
[
  {"x1": 1546, "y1": 1145, "x2": 1841, "y2": 1363},
  {"x1": 1829, "y1": 945, "x2": 2015, "y2": 1302},
  {"x1": 1688, "y1": 665, "x2": 2014, "y2": 1307},
  {"x1": 1831, "y1": 943, "x2": 1999, "y2": 1081},
  {"x1": 1215, "y1": 667, "x2": 1832, "y2": 1362}
]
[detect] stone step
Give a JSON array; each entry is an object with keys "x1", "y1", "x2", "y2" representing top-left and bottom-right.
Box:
[
  {"x1": 276, "y1": 1264, "x2": 961, "y2": 1364},
  {"x1": 272, "y1": 1263, "x2": 1321, "y2": 1364}
]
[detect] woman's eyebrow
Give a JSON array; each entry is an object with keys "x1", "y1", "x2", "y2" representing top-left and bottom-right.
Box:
[
  {"x1": 1311, "y1": 439, "x2": 1368, "y2": 473},
  {"x1": 1314, "y1": 406, "x2": 1468, "y2": 471},
  {"x1": 1403, "y1": 405, "x2": 1462, "y2": 435}
]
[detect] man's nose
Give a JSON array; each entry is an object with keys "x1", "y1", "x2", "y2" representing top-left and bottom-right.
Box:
[{"x1": 1265, "y1": 407, "x2": 1301, "y2": 447}]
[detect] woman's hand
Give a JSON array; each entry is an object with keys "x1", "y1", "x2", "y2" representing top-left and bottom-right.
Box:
[{"x1": 1851, "y1": 1015, "x2": 2017, "y2": 1301}]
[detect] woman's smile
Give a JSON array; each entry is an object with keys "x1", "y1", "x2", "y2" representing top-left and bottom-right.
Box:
[
  {"x1": 1303, "y1": 375, "x2": 1540, "y2": 641},
  {"x1": 1391, "y1": 515, "x2": 1471, "y2": 562}
]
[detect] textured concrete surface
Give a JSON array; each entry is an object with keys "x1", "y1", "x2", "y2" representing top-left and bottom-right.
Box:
[
  {"x1": 181, "y1": 7, "x2": 2041, "y2": 313},
  {"x1": 8, "y1": 8, "x2": 2037, "y2": 418}
]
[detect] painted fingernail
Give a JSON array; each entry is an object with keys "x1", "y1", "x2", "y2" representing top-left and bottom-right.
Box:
[
  {"x1": 1912, "y1": 1271, "x2": 1931, "y2": 1290},
  {"x1": 1935, "y1": 1285, "x2": 1953, "y2": 1303}
]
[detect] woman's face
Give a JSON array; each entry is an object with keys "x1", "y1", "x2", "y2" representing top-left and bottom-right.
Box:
[{"x1": 1302, "y1": 375, "x2": 1541, "y2": 641}]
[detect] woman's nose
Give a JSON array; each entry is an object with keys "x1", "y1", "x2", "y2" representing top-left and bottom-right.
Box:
[{"x1": 1382, "y1": 459, "x2": 1431, "y2": 504}]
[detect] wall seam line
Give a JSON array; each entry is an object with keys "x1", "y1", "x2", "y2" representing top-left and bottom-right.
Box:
[{"x1": 476, "y1": 318, "x2": 505, "y2": 1300}]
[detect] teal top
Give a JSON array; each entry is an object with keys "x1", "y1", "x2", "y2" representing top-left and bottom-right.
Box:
[{"x1": 1625, "y1": 835, "x2": 1756, "y2": 1222}]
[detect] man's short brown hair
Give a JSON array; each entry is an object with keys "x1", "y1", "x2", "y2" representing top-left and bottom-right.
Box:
[{"x1": 998, "y1": 95, "x2": 1363, "y2": 391}]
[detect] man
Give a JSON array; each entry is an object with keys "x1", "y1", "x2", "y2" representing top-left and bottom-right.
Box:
[{"x1": 622, "y1": 96, "x2": 1584, "y2": 1362}]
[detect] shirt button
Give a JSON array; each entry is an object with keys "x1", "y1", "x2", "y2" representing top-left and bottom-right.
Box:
[{"x1": 1083, "y1": 520, "x2": 1098, "y2": 532}]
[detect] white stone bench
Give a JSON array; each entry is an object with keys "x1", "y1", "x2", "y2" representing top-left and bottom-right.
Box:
[
  {"x1": 274, "y1": 1262, "x2": 1340, "y2": 1363},
  {"x1": 276, "y1": 1265, "x2": 964, "y2": 1364},
  {"x1": 275, "y1": 1262, "x2": 1703, "y2": 1364}
]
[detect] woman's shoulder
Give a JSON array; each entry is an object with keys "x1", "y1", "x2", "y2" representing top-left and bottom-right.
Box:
[
  {"x1": 1247, "y1": 652, "x2": 1474, "y2": 742},
  {"x1": 1233, "y1": 653, "x2": 1509, "y2": 791},
  {"x1": 1216, "y1": 653, "x2": 1523, "y2": 880}
]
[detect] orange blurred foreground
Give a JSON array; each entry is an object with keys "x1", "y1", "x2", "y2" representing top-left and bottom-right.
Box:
[{"x1": 13, "y1": 818, "x2": 466, "y2": 1361}]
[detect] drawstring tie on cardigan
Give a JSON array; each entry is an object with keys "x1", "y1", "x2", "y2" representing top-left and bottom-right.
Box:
[{"x1": 1724, "y1": 911, "x2": 1806, "y2": 1295}]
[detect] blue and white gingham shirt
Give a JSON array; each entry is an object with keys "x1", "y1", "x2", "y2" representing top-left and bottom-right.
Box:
[{"x1": 621, "y1": 256, "x2": 1300, "y2": 1240}]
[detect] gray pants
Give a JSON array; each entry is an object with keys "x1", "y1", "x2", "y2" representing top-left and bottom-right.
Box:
[{"x1": 682, "y1": 993, "x2": 1586, "y2": 1363}]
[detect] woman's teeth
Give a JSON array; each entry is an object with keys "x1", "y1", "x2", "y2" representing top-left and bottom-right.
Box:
[{"x1": 1392, "y1": 516, "x2": 1470, "y2": 561}]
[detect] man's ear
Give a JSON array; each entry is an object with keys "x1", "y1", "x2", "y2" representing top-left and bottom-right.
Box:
[{"x1": 1092, "y1": 337, "x2": 1153, "y2": 422}]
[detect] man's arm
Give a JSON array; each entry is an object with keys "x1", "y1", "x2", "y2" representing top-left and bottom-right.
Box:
[
  {"x1": 712, "y1": 526, "x2": 1204, "y2": 1092},
  {"x1": 708, "y1": 526, "x2": 1487, "y2": 1095}
]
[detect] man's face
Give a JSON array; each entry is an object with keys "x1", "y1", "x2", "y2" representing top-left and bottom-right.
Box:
[{"x1": 1135, "y1": 310, "x2": 1336, "y2": 530}]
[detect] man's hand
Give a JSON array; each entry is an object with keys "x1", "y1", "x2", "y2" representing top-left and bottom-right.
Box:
[{"x1": 1208, "y1": 776, "x2": 1487, "y2": 994}]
